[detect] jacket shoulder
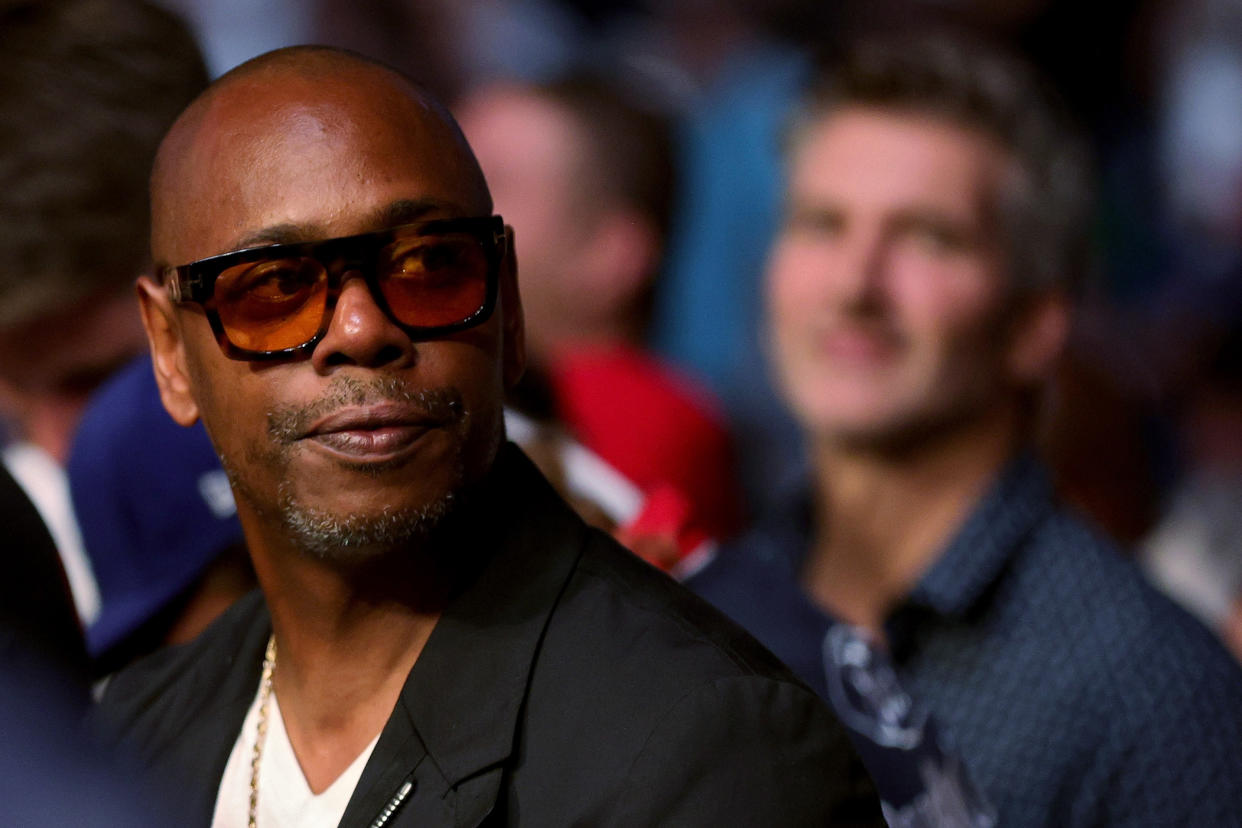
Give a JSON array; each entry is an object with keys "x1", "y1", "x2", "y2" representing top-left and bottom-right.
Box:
[
  {"x1": 94, "y1": 591, "x2": 267, "y2": 756},
  {"x1": 511, "y1": 530, "x2": 881, "y2": 823},
  {"x1": 575, "y1": 531, "x2": 802, "y2": 680}
]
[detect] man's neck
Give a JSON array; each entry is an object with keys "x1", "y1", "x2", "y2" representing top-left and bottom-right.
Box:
[
  {"x1": 802, "y1": 405, "x2": 1021, "y2": 639},
  {"x1": 246, "y1": 530, "x2": 460, "y2": 794}
]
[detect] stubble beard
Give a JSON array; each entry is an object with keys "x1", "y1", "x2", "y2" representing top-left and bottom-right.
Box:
[
  {"x1": 814, "y1": 365, "x2": 1009, "y2": 460},
  {"x1": 797, "y1": 306, "x2": 1015, "y2": 459},
  {"x1": 273, "y1": 474, "x2": 459, "y2": 563},
  {"x1": 223, "y1": 375, "x2": 503, "y2": 565}
]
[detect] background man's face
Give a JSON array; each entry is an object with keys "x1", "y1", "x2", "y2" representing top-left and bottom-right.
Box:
[
  {"x1": 767, "y1": 107, "x2": 1017, "y2": 449},
  {"x1": 456, "y1": 87, "x2": 593, "y2": 355},
  {"x1": 150, "y1": 68, "x2": 518, "y2": 558}
]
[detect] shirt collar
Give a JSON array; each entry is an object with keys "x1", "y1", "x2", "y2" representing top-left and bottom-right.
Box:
[
  {"x1": 765, "y1": 452, "x2": 1056, "y2": 621},
  {"x1": 750, "y1": 466, "x2": 816, "y2": 573},
  {"x1": 905, "y1": 452, "x2": 1055, "y2": 618}
]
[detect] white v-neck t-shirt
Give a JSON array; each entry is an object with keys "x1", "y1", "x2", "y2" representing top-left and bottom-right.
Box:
[{"x1": 211, "y1": 681, "x2": 381, "y2": 828}]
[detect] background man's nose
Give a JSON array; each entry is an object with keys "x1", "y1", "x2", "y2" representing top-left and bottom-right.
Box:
[{"x1": 833, "y1": 230, "x2": 889, "y2": 312}]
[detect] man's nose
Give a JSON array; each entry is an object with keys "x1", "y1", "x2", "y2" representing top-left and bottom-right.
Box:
[
  {"x1": 310, "y1": 272, "x2": 415, "y2": 371},
  {"x1": 832, "y1": 229, "x2": 888, "y2": 310}
]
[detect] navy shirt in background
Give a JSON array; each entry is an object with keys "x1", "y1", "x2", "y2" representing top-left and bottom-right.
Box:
[{"x1": 689, "y1": 454, "x2": 1242, "y2": 826}]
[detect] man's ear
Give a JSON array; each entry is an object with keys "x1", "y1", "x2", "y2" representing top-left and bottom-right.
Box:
[
  {"x1": 136, "y1": 275, "x2": 201, "y2": 426},
  {"x1": 499, "y1": 226, "x2": 526, "y2": 391},
  {"x1": 1007, "y1": 291, "x2": 1070, "y2": 386},
  {"x1": 577, "y1": 208, "x2": 658, "y2": 312}
]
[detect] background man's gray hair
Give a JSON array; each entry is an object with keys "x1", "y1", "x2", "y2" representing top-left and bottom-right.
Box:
[
  {"x1": 0, "y1": 0, "x2": 208, "y2": 329},
  {"x1": 789, "y1": 31, "x2": 1095, "y2": 299}
]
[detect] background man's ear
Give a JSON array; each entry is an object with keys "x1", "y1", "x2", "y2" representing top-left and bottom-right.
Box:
[
  {"x1": 1007, "y1": 292, "x2": 1071, "y2": 386},
  {"x1": 500, "y1": 225, "x2": 526, "y2": 391},
  {"x1": 136, "y1": 275, "x2": 201, "y2": 427},
  {"x1": 577, "y1": 208, "x2": 658, "y2": 313}
]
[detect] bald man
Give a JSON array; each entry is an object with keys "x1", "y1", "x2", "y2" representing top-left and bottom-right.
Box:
[{"x1": 94, "y1": 48, "x2": 880, "y2": 827}]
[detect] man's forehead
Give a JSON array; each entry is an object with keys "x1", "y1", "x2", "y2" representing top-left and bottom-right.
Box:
[
  {"x1": 799, "y1": 106, "x2": 1002, "y2": 164},
  {"x1": 789, "y1": 107, "x2": 1010, "y2": 209},
  {"x1": 152, "y1": 56, "x2": 490, "y2": 263}
]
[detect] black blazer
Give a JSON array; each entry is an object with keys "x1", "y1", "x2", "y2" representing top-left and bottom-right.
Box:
[
  {"x1": 97, "y1": 446, "x2": 881, "y2": 826},
  {"x1": 0, "y1": 461, "x2": 88, "y2": 682}
]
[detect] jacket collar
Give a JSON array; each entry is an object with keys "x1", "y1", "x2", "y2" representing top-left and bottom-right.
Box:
[
  {"x1": 407, "y1": 443, "x2": 582, "y2": 780},
  {"x1": 340, "y1": 443, "x2": 586, "y2": 825},
  {"x1": 149, "y1": 590, "x2": 270, "y2": 828}
]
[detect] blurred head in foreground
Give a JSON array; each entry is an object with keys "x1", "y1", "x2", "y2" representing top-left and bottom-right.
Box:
[
  {"x1": 0, "y1": 0, "x2": 208, "y2": 461},
  {"x1": 69, "y1": 355, "x2": 252, "y2": 675}
]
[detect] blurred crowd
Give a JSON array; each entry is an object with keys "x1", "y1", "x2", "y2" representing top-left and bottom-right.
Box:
[
  {"x1": 125, "y1": 0, "x2": 1242, "y2": 665},
  {"x1": 3, "y1": 0, "x2": 1242, "y2": 824}
]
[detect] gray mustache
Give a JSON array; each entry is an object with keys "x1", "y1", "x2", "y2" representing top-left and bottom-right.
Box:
[{"x1": 266, "y1": 376, "x2": 464, "y2": 443}]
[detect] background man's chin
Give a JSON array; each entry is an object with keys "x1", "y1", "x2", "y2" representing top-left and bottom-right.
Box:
[{"x1": 824, "y1": 407, "x2": 988, "y2": 458}]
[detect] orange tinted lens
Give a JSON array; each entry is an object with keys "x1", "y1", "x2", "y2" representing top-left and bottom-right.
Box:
[
  {"x1": 378, "y1": 233, "x2": 488, "y2": 328},
  {"x1": 215, "y1": 257, "x2": 328, "y2": 351}
]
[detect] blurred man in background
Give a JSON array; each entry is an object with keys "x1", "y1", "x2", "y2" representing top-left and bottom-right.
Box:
[
  {"x1": 0, "y1": 0, "x2": 207, "y2": 675},
  {"x1": 690, "y1": 31, "x2": 1242, "y2": 825},
  {"x1": 457, "y1": 75, "x2": 743, "y2": 565},
  {"x1": 69, "y1": 354, "x2": 254, "y2": 675}
]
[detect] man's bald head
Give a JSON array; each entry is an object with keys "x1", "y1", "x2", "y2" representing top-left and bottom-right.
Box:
[
  {"x1": 151, "y1": 46, "x2": 491, "y2": 269},
  {"x1": 138, "y1": 46, "x2": 524, "y2": 565}
]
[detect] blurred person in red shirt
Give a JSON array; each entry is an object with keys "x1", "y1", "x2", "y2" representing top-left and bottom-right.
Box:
[{"x1": 457, "y1": 75, "x2": 744, "y2": 568}]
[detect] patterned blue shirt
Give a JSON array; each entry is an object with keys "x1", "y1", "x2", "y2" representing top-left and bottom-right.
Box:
[{"x1": 689, "y1": 455, "x2": 1242, "y2": 826}]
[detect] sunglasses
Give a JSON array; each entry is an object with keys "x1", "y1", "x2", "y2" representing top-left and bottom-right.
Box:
[{"x1": 163, "y1": 216, "x2": 505, "y2": 361}]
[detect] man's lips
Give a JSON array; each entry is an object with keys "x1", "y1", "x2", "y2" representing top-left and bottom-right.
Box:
[
  {"x1": 818, "y1": 327, "x2": 903, "y2": 364},
  {"x1": 300, "y1": 404, "x2": 444, "y2": 460}
]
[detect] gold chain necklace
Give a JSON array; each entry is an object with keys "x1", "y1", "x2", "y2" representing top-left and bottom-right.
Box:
[{"x1": 249, "y1": 634, "x2": 277, "y2": 828}]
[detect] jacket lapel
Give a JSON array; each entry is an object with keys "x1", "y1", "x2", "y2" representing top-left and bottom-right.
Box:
[
  {"x1": 338, "y1": 445, "x2": 587, "y2": 827},
  {"x1": 151, "y1": 593, "x2": 271, "y2": 828}
]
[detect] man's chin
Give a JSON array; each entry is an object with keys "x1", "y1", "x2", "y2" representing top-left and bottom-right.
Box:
[
  {"x1": 277, "y1": 485, "x2": 457, "y2": 564},
  {"x1": 805, "y1": 408, "x2": 911, "y2": 451},
  {"x1": 819, "y1": 403, "x2": 993, "y2": 458}
]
